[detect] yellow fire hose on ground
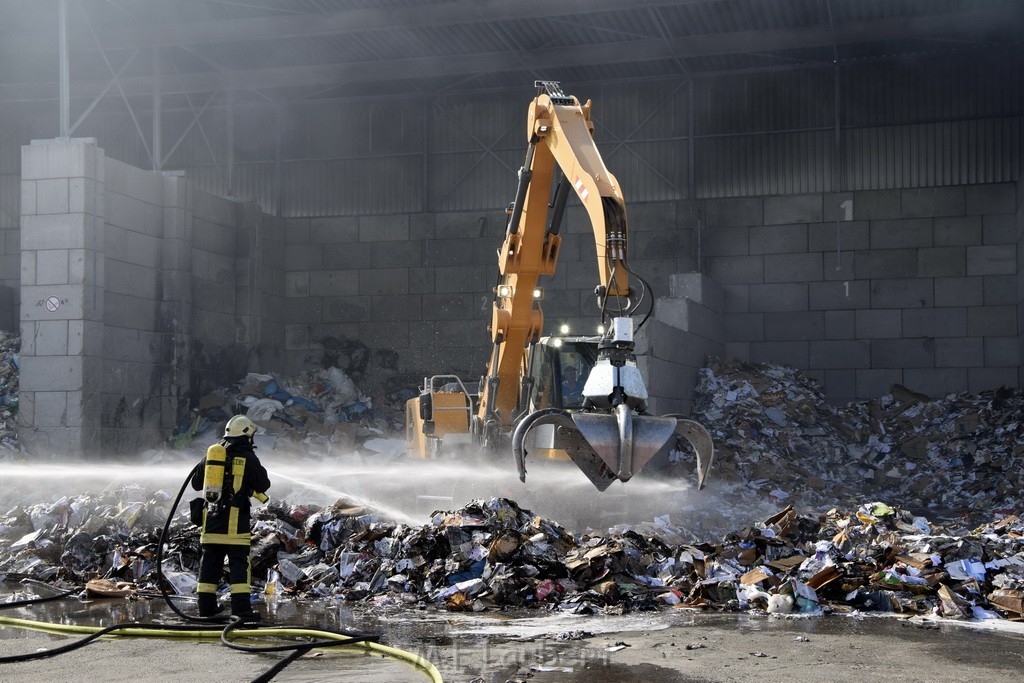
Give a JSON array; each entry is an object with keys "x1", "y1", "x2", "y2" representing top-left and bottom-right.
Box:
[
  {"x1": 0, "y1": 459, "x2": 445, "y2": 682},
  {"x1": 0, "y1": 615, "x2": 443, "y2": 682}
]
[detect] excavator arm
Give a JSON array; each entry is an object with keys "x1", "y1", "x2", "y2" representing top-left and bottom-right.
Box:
[
  {"x1": 478, "y1": 82, "x2": 628, "y2": 434},
  {"x1": 477, "y1": 81, "x2": 714, "y2": 491}
]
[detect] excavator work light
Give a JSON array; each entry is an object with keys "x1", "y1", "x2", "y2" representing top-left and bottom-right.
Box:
[
  {"x1": 559, "y1": 324, "x2": 571, "y2": 335},
  {"x1": 497, "y1": 285, "x2": 512, "y2": 298},
  {"x1": 532, "y1": 288, "x2": 544, "y2": 300}
]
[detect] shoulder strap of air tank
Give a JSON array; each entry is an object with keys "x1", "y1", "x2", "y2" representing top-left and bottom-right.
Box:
[{"x1": 230, "y1": 453, "x2": 247, "y2": 493}]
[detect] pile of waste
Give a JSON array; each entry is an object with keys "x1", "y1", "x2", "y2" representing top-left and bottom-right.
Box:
[
  {"x1": 2, "y1": 491, "x2": 1023, "y2": 622},
  {"x1": 0, "y1": 485, "x2": 186, "y2": 586},
  {"x1": 0, "y1": 330, "x2": 19, "y2": 457},
  {"x1": 3, "y1": 355, "x2": 1022, "y2": 623},
  {"x1": 243, "y1": 497, "x2": 1024, "y2": 619},
  {"x1": 171, "y1": 367, "x2": 417, "y2": 456},
  {"x1": 694, "y1": 360, "x2": 1024, "y2": 522}
]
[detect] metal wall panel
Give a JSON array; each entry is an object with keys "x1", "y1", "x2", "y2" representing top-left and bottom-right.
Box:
[
  {"x1": 428, "y1": 81, "x2": 691, "y2": 212},
  {"x1": 698, "y1": 130, "x2": 834, "y2": 197},
  {"x1": 0, "y1": 126, "x2": 21, "y2": 176},
  {"x1": 5, "y1": 51, "x2": 1017, "y2": 214},
  {"x1": 841, "y1": 52, "x2": 1022, "y2": 127},
  {"x1": 696, "y1": 70, "x2": 832, "y2": 135},
  {"x1": 280, "y1": 156, "x2": 422, "y2": 216},
  {"x1": 430, "y1": 149, "x2": 519, "y2": 213},
  {"x1": 693, "y1": 50, "x2": 1022, "y2": 197},
  {"x1": 843, "y1": 118, "x2": 1023, "y2": 190},
  {"x1": 186, "y1": 163, "x2": 273, "y2": 213}
]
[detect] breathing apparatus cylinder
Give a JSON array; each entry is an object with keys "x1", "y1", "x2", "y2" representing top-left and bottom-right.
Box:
[{"x1": 203, "y1": 444, "x2": 228, "y2": 503}]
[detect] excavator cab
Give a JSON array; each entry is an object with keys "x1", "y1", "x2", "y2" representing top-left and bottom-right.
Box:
[{"x1": 525, "y1": 336, "x2": 599, "y2": 412}]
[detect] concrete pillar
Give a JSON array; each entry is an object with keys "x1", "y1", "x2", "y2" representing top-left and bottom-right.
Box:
[
  {"x1": 19, "y1": 138, "x2": 105, "y2": 456},
  {"x1": 235, "y1": 201, "x2": 261, "y2": 369}
]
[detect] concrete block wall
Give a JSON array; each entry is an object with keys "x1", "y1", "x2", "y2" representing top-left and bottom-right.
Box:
[
  {"x1": 244, "y1": 206, "x2": 287, "y2": 373},
  {"x1": 0, "y1": 173, "x2": 19, "y2": 329},
  {"x1": 100, "y1": 158, "x2": 165, "y2": 450},
  {"x1": 16, "y1": 144, "x2": 1015, "y2": 455},
  {"x1": 708, "y1": 183, "x2": 1019, "y2": 402},
  {"x1": 188, "y1": 192, "x2": 287, "y2": 394},
  {"x1": 282, "y1": 210, "x2": 500, "y2": 380},
  {"x1": 280, "y1": 201, "x2": 696, "y2": 384},
  {"x1": 635, "y1": 272, "x2": 725, "y2": 416},
  {"x1": 19, "y1": 139, "x2": 106, "y2": 455},
  {"x1": 16, "y1": 139, "x2": 286, "y2": 456}
]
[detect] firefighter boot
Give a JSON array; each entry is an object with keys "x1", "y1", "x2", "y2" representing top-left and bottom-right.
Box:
[
  {"x1": 197, "y1": 593, "x2": 223, "y2": 617},
  {"x1": 230, "y1": 592, "x2": 260, "y2": 623}
]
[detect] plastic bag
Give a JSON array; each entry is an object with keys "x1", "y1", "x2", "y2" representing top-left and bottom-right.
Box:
[{"x1": 322, "y1": 367, "x2": 358, "y2": 406}]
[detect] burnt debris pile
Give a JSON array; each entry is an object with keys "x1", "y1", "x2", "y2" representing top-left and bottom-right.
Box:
[
  {"x1": 171, "y1": 367, "x2": 416, "y2": 456},
  {"x1": 695, "y1": 360, "x2": 1024, "y2": 519},
  {"x1": 0, "y1": 331, "x2": 19, "y2": 458},
  {"x1": 2, "y1": 490, "x2": 1023, "y2": 622},
  {"x1": 1, "y1": 358, "x2": 1022, "y2": 622}
]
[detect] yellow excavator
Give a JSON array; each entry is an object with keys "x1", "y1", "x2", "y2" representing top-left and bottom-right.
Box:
[{"x1": 406, "y1": 81, "x2": 713, "y2": 492}]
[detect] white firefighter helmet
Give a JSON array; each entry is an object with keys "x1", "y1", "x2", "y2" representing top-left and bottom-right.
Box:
[{"x1": 224, "y1": 414, "x2": 256, "y2": 438}]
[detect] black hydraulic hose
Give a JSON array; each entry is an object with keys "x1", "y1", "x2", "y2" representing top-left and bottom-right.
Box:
[
  {"x1": 624, "y1": 265, "x2": 655, "y2": 331},
  {"x1": 220, "y1": 618, "x2": 377, "y2": 654},
  {"x1": 155, "y1": 461, "x2": 226, "y2": 624},
  {"x1": 0, "y1": 581, "x2": 78, "y2": 608},
  {"x1": 252, "y1": 647, "x2": 313, "y2": 683}
]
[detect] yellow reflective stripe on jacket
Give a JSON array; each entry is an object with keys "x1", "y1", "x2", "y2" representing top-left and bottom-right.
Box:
[
  {"x1": 199, "y1": 531, "x2": 251, "y2": 546},
  {"x1": 228, "y1": 505, "x2": 240, "y2": 538}
]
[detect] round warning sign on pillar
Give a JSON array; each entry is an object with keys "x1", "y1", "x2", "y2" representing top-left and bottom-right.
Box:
[{"x1": 45, "y1": 296, "x2": 61, "y2": 312}]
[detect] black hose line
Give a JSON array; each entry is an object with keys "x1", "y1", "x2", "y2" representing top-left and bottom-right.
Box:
[
  {"x1": 0, "y1": 460, "x2": 382, "y2": 682},
  {"x1": 220, "y1": 618, "x2": 378, "y2": 653},
  {"x1": 155, "y1": 461, "x2": 227, "y2": 624},
  {"x1": 1, "y1": 581, "x2": 78, "y2": 608},
  {"x1": 252, "y1": 647, "x2": 313, "y2": 683},
  {"x1": 0, "y1": 620, "x2": 224, "y2": 664},
  {"x1": 156, "y1": 461, "x2": 382, "y2": 677}
]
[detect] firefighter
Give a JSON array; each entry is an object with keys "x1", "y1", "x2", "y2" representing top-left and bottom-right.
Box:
[{"x1": 191, "y1": 414, "x2": 270, "y2": 621}]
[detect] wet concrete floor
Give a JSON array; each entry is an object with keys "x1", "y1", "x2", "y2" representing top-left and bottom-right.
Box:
[{"x1": 3, "y1": 589, "x2": 1024, "y2": 682}]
